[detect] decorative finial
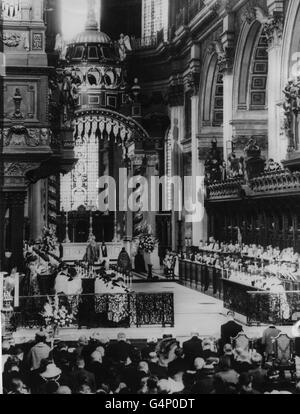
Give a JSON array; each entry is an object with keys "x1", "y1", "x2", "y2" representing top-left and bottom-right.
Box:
[{"x1": 85, "y1": 0, "x2": 98, "y2": 31}]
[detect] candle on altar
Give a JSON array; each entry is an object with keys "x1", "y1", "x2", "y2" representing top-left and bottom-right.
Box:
[{"x1": 14, "y1": 273, "x2": 19, "y2": 308}]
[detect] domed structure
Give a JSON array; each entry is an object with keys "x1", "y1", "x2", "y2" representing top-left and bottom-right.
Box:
[
  {"x1": 65, "y1": 0, "x2": 119, "y2": 64},
  {"x1": 61, "y1": 0, "x2": 125, "y2": 112}
]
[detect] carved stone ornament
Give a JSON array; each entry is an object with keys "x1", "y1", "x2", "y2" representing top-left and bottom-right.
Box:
[
  {"x1": 186, "y1": 71, "x2": 200, "y2": 94},
  {"x1": 263, "y1": 14, "x2": 284, "y2": 43},
  {"x1": 4, "y1": 162, "x2": 40, "y2": 177},
  {"x1": 283, "y1": 77, "x2": 300, "y2": 152},
  {"x1": 2, "y1": 126, "x2": 50, "y2": 147},
  {"x1": 2, "y1": 31, "x2": 21, "y2": 46},
  {"x1": 242, "y1": 4, "x2": 257, "y2": 24},
  {"x1": 1, "y1": 31, "x2": 29, "y2": 50},
  {"x1": 208, "y1": 41, "x2": 234, "y2": 72}
]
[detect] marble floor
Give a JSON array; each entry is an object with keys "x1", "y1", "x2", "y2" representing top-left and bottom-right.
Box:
[{"x1": 13, "y1": 282, "x2": 295, "y2": 344}]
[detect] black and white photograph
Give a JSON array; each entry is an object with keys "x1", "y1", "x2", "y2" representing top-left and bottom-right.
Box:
[{"x1": 0, "y1": 0, "x2": 300, "y2": 398}]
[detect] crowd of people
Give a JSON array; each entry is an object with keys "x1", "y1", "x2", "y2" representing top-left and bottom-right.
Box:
[{"x1": 2, "y1": 312, "x2": 299, "y2": 395}]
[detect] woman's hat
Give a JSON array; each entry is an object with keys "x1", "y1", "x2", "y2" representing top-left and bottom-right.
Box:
[
  {"x1": 291, "y1": 320, "x2": 300, "y2": 338},
  {"x1": 41, "y1": 363, "x2": 61, "y2": 379}
]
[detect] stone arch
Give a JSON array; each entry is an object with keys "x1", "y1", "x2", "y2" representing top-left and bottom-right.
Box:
[
  {"x1": 281, "y1": 0, "x2": 300, "y2": 86},
  {"x1": 200, "y1": 47, "x2": 224, "y2": 127},
  {"x1": 233, "y1": 20, "x2": 268, "y2": 111}
]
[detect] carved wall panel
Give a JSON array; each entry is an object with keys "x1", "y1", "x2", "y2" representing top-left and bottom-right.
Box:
[
  {"x1": 1, "y1": 126, "x2": 51, "y2": 150},
  {"x1": 1, "y1": 30, "x2": 30, "y2": 51},
  {"x1": 3, "y1": 80, "x2": 38, "y2": 121}
]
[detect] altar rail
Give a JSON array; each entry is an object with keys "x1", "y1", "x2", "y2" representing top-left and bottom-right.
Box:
[
  {"x1": 247, "y1": 291, "x2": 300, "y2": 326},
  {"x1": 9, "y1": 292, "x2": 174, "y2": 330},
  {"x1": 178, "y1": 260, "x2": 224, "y2": 299},
  {"x1": 222, "y1": 278, "x2": 300, "y2": 326}
]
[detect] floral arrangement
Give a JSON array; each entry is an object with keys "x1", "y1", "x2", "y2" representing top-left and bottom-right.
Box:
[
  {"x1": 41, "y1": 295, "x2": 76, "y2": 329},
  {"x1": 40, "y1": 227, "x2": 58, "y2": 254},
  {"x1": 139, "y1": 226, "x2": 157, "y2": 254}
]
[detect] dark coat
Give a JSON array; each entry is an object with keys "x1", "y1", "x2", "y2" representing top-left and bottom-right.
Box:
[
  {"x1": 220, "y1": 321, "x2": 243, "y2": 347},
  {"x1": 106, "y1": 341, "x2": 134, "y2": 363},
  {"x1": 69, "y1": 368, "x2": 96, "y2": 392},
  {"x1": 87, "y1": 361, "x2": 108, "y2": 389},
  {"x1": 192, "y1": 370, "x2": 215, "y2": 395},
  {"x1": 182, "y1": 337, "x2": 203, "y2": 368}
]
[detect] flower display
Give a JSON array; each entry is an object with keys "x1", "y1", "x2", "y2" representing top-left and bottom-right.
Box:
[
  {"x1": 139, "y1": 227, "x2": 157, "y2": 254},
  {"x1": 41, "y1": 295, "x2": 76, "y2": 329},
  {"x1": 40, "y1": 227, "x2": 58, "y2": 254}
]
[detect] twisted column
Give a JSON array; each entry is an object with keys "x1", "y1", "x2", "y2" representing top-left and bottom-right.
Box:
[
  {"x1": 132, "y1": 155, "x2": 148, "y2": 239},
  {"x1": 0, "y1": 192, "x2": 9, "y2": 271}
]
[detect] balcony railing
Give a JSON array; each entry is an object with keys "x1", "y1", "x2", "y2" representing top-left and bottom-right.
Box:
[
  {"x1": 206, "y1": 177, "x2": 245, "y2": 200},
  {"x1": 250, "y1": 170, "x2": 300, "y2": 193},
  {"x1": 206, "y1": 169, "x2": 300, "y2": 201}
]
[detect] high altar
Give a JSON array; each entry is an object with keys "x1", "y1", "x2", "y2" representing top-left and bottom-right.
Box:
[{"x1": 53, "y1": 0, "x2": 166, "y2": 270}]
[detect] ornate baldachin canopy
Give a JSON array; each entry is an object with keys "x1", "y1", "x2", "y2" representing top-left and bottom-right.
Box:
[{"x1": 73, "y1": 109, "x2": 150, "y2": 148}]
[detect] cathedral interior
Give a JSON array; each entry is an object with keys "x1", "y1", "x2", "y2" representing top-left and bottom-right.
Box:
[
  {"x1": 0, "y1": 0, "x2": 300, "y2": 271},
  {"x1": 3, "y1": 0, "x2": 300, "y2": 397}
]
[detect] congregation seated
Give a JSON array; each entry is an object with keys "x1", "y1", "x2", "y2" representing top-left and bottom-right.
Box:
[{"x1": 2, "y1": 326, "x2": 299, "y2": 395}]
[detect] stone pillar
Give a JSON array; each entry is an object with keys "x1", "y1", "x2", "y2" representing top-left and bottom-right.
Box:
[
  {"x1": 168, "y1": 105, "x2": 185, "y2": 251},
  {"x1": 29, "y1": 181, "x2": 43, "y2": 241},
  {"x1": 220, "y1": 13, "x2": 235, "y2": 161},
  {"x1": 266, "y1": 1, "x2": 284, "y2": 160},
  {"x1": 9, "y1": 192, "x2": 26, "y2": 272},
  {"x1": 32, "y1": 0, "x2": 44, "y2": 21},
  {"x1": 190, "y1": 94, "x2": 203, "y2": 246},
  {"x1": 146, "y1": 154, "x2": 159, "y2": 237},
  {"x1": 0, "y1": 193, "x2": 9, "y2": 271},
  {"x1": 21, "y1": 0, "x2": 31, "y2": 20}
]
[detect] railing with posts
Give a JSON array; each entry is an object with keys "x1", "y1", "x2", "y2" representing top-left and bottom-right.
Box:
[
  {"x1": 179, "y1": 259, "x2": 224, "y2": 299},
  {"x1": 9, "y1": 292, "x2": 175, "y2": 330},
  {"x1": 249, "y1": 170, "x2": 300, "y2": 193},
  {"x1": 206, "y1": 177, "x2": 245, "y2": 200},
  {"x1": 246, "y1": 290, "x2": 300, "y2": 326}
]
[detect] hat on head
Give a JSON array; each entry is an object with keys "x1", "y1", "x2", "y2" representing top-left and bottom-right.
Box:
[
  {"x1": 291, "y1": 320, "x2": 300, "y2": 338},
  {"x1": 78, "y1": 335, "x2": 89, "y2": 346},
  {"x1": 35, "y1": 329, "x2": 47, "y2": 340},
  {"x1": 41, "y1": 363, "x2": 61, "y2": 379}
]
